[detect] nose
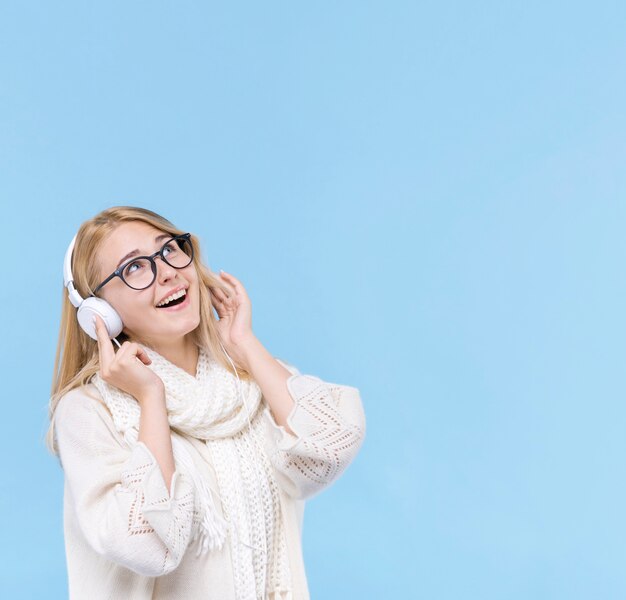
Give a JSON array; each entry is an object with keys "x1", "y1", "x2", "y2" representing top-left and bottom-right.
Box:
[{"x1": 155, "y1": 256, "x2": 178, "y2": 283}]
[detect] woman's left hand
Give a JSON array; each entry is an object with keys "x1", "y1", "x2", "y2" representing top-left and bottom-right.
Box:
[{"x1": 210, "y1": 271, "x2": 257, "y2": 367}]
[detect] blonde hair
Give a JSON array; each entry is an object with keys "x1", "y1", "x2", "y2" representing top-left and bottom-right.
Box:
[{"x1": 45, "y1": 205, "x2": 252, "y2": 456}]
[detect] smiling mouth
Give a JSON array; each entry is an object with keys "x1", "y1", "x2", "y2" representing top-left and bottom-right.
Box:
[{"x1": 156, "y1": 290, "x2": 188, "y2": 308}]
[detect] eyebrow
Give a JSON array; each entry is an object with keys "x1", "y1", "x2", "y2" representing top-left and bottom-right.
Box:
[{"x1": 115, "y1": 234, "x2": 173, "y2": 270}]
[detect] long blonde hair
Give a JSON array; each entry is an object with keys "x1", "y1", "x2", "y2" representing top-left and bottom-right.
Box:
[{"x1": 45, "y1": 205, "x2": 252, "y2": 456}]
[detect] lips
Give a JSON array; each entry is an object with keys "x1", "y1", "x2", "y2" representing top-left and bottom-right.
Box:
[
  {"x1": 155, "y1": 285, "x2": 188, "y2": 307},
  {"x1": 156, "y1": 292, "x2": 186, "y2": 308},
  {"x1": 155, "y1": 290, "x2": 191, "y2": 311}
]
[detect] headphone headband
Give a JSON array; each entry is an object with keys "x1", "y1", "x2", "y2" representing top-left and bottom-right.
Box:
[{"x1": 63, "y1": 233, "x2": 84, "y2": 308}]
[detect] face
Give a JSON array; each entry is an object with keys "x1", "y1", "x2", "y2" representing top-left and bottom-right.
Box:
[{"x1": 96, "y1": 221, "x2": 201, "y2": 345}]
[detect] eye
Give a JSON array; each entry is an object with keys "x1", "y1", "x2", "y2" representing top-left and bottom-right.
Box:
[
  {"x1": 163, "y1": 242, "x2": 177, "y2": 256},
  {"x1": 125, "y1": 260, "x2": 144, "y2": 274}
]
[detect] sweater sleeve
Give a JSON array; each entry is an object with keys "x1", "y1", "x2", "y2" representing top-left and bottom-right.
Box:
[
  {"x1": 54, "y1": 386, "x2": 196, "y2": 577},
  {"x1": 261, "y1": 358, "x2": 367, "y2": 500}
]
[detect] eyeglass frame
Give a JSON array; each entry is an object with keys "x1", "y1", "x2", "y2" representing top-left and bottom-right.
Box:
[{"x1": 89, "y1": 232, "x2": 194, "y2": 296}]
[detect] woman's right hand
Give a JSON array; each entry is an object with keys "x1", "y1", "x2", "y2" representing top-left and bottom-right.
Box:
[{"x1": 94, "y1": 314, "x2": 165, "y2": 402}]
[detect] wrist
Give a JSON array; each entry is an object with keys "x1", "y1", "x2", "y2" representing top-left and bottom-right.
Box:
[
  {"x1": 237, "y1": 333, "x2": 262, "y2": 361},
  {"x1": 136, "y1": 383, "x2": 166, "y2": 404}
]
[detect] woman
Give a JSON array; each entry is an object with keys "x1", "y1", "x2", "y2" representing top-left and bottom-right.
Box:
[{"x1": 46, "y1": 206, "x2": 366, "y2": 600}]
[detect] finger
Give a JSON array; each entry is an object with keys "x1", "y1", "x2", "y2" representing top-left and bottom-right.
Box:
[
  {"x1": 220, "y1": 271, "x2": 246, "y2": 297},
  {"x1": 210, "y1": 297, "x2": 225, "y2": 311},
  {"x1": 217, "y1": 271, "x2": 237, "y2": 292},
  {"x1": 213, "y1": 290, "x2": 234, "y2": 310},
  {"x1": 117, "y1": 341, "x2": 150, "y2": 365},
  {"x1": 93, "y1": 315, "x2": 116, "y2": 366},
  {"x1": 116, "y1": 340, "x2": 131, "y2": 357},
  {"x1": 211, "y1": 285, "x2": 229, "y2": 304},
  {"x1": 135, "y1": 346, "x2": 152, "y2": 365},
  {"x1": 220, "y1": 270, "x2": 239, "y2": 286},
  {"x1": 210, "y1": 296, "x2": 227, "y2": 319}
]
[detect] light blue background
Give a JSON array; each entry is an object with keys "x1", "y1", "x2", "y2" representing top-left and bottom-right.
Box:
[{"x1": 1, "y1": 1, "x2": 625, "y2": 598}]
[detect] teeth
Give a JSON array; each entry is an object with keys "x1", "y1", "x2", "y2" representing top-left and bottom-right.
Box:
[{"x1": 156, "y1": 288, "x2": 186, "y2": 307}]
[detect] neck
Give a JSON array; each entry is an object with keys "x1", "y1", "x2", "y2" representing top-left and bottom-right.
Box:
[{"x1": 149, "y1": 337, "x2": 199, "y2": 377}]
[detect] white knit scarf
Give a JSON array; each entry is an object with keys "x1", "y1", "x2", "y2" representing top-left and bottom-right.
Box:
[
  {"x1": 92, "y1": 344, "x2": 292, "y2": 600},
  {"x1": 90, "y1": 342, "x2": 293, "y2": 597}
]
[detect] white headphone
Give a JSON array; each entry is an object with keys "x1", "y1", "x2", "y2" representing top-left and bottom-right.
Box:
[
  {"x1": 63, "y1": 230, "x2": 270, "y2": 581},
  {"x1": 63, "y1": 232, "x2": 124, "y2": 345}
]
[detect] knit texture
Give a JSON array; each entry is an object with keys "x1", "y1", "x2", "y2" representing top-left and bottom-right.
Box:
[
  {"x1": 90, "y1": 343, "x2": 292, "y2": 599},
  {"x1": 54, "y1": 352, "x2": 367, "y2": 599}
]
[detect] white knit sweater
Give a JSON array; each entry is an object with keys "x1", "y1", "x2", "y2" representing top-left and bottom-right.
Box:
[{"x1": 54, "y1": 359, "x2": 366, "y2": 599}]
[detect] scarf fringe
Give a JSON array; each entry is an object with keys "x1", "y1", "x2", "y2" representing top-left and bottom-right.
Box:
[
  {"x1": 122, "y1": 427, "x2": 229, "y2": 556},
  {"x1": 170, "y1": 435, "x2": 229, "y2": 556}
]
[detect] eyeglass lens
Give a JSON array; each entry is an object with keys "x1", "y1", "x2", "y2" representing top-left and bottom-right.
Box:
[{"x1": 122, "y1": 236, "x2": 193, "y2": 290}]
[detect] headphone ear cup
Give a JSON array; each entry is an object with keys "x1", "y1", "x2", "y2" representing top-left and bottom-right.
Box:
[{"x1": 76, "y1": 297, "x2": 124, "y2": 341}]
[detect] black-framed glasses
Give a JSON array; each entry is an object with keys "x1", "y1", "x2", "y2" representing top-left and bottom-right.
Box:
[{"x1": 90, "y1": 233, "x2": 194, "y2": 294}]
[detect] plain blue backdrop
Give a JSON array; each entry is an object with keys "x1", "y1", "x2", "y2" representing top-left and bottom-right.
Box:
[{"x1": 1, "y1": 1, "x2": 625, "y2": 598}]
